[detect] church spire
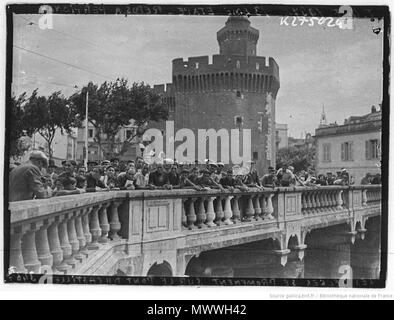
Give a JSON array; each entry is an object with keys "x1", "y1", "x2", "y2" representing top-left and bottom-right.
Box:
[{"x1": 319, "y1": 104, "x2": 327, "y2": 127}]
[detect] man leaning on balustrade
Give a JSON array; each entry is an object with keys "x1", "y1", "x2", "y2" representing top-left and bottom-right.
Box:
[{"x1": 9, "y1": 151, "x2": 50, "y2": 202}]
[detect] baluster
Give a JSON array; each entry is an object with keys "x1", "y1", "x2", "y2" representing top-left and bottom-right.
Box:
[
  {"x1": 35, "y1": 221, "x2": 54, "y2": 270},
  {"x1": 21, "y1": 224, "x2": 41, "y2": 273},
  {"x1": 315, "y1": 191, "x2": 321, "y2": 212},
  {"x1": 265, "y1": 194, "x2": 274, "y2": 220},
  {"x1": 223, "y1": 195, "x2": 234, "y2": 225},
  {"x1": 214, "y1": 196, "x2": 225, "y2": 226},
  {"x1": 328, "y1": 190, "x2": 335, "y2": 211},
  {"x1": 232, "y1": 195, "x2": 241, "y2": 223},
  {"x1": 336, "y1": 190, "x2": 343, "y2": 210},
  {"x1": 310, "y1": 192, "x2": 317, "y2": 214},
  {"x1": 181, "y1": 199, "x2": 188, "y2": 228},
  {"x1": 187, "y1": 198, "x2": 197, "y2": 230},
  {"x1": 9, "y1": 227, "x2": 27, "y2": 273},
  {"x1": 196, "y1": 197, "x2": 207, "y2": 229},
  {"x1": 75, "y1": 209, "x2": 88, "y2": 258},
  {"x1": 362, "y1": 189, "x2": 368, "y2": 206},
  {"x1": 57, "y1": 213, "x2": 75, "y2": 270},
  {"x1": 261, "y1": 195, "x2": 268, "y2": 219},
  {"x1": 253, "y1": 195, "x2": 262, "y2": 220},
  {"x1": 322, "y1": 191, "x2": 328, "y2": 210},
  {"x1": 47, "y1": 216, "x2": 64, "y2": 272},
  {"x1": 82, "y1": 207, "x2": 93, "y2": 250},
  {"x1": 88, "y1": 205, "x2": 101, "y2": 250},
  {"x1": 301, "y1": 193, "x2": 307, "y2": 215},
  {"x1": 99, "y1": 202, "x2": 111, "y2": 244},
  {"x1": 305, "y1": 192, "x2": 312, "y2": 214},
  {"x1": 68, "y1": 211, "x2": 83, "y2": 262},
  {"x1": 244, "y1": 195, "x2": 255, "y2": 222},
  {"x1": 205, "y1": 197, "x2": 217, "y2": 227},
  {"x1": 109, "y1": 201, "x2": 122, "y2": 240}
]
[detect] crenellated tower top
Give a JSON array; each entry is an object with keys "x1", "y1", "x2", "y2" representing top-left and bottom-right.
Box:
[{"x1": 217, "y1": 16, "x2": 260, "y2": 57}]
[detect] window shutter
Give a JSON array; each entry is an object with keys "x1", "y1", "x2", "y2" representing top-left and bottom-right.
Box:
[
  {"x1": 341, "y1": 143, "x2": 345, "y2": 161},
  {"x1": 366, "y1": 140, "x2": 370, "y2": 160},
  {"x1": 349, "y1": 142, "x2": 353, "y2": 161}
]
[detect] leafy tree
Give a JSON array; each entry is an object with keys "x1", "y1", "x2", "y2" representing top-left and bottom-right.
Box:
[
  {"x1": 276, "y1": 145, "x2": 316, "y2": 173},
  {"x1": 9, "y1": 92, "x2": 31, "y2": 158},
  {"x1": 70, "y1": 79, "x2": 168, "y2": 159},
  {"x1": 23, "y1": 90, "x2": 76, "y2": 160}
]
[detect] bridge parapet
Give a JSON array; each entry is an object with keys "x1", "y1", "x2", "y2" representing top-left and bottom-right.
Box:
[{"x1": 7, "y1": 185, "x2": 381, "y2": 276}]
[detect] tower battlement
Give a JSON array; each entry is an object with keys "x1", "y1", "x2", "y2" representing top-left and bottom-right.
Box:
[
  {"x1": 153, "y1": 83, "x2": 175, "y2": 95},
  {"x1": 171, "y1": 55, "x2": 279, "y2": 96},
  {"x1": 172, "y1": 55, "x2": 279, "y2": 78}
]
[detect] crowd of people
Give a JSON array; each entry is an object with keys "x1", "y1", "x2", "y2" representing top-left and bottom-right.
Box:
[{"x1": 8, "y1": 150, "x2": 382, "y2": 202}]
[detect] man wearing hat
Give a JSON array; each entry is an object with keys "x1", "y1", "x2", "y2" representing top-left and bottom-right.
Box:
[
  {"x1": 244, "y1": 161, "x2": 263, "y2": 189},
  {"x1": 361, "y1": 173, "x2": 372, "y2": 185},
  {"x1": 326, "y1": 172, "x2": 335, "y2": 185},
  {"x1": 261, "y1": 167, "x2": 278, "y2": 188},
  {"x1": 9, "y1": 151, "x2": 50, "y2": 202}
]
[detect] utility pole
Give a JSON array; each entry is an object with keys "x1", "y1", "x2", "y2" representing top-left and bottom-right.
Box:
[{"x1": 84, "y1": 91, "x2": 89, "y2": 169}]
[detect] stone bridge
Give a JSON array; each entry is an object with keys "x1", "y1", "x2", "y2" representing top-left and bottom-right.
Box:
[{"x1": 7, "y1": 185, "x2": 381, "y2": 278}]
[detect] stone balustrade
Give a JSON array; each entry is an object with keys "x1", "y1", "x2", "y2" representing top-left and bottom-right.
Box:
[
  {"x1": 7, "y1": 185, "x2": 381, "y2": 275},
  {"x1": 301, "y1": 187, "x2": 348, "y2": 215},
  {"x1": 8, "y1": 192, "x2": 130, "y2": 275},
  {"x1": 364, "y1": 185, "x2": 382, "y2": 204},
  {"x1": 181, "y1": 190, "x2": 276, "y2": 230}
]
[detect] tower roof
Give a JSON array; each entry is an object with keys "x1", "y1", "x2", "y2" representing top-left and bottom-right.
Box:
[
  {"x1": 225, "y1": 16, "x2": 251, "y2": 27},
  {"x1": 217, "y1": 16, "x2": 259, "y2": 57}
]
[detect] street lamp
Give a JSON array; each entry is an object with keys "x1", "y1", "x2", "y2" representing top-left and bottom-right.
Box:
[{"x1": 84, "y1": 90, "x2": 89, "y2": 169}]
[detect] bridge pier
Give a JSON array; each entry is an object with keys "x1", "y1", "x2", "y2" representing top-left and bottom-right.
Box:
[
  {"x1": 304, "y1": 225, "x2": 355, "y2": 279},
  {"x1": 351, "y1": 216, "x2": 381, "y2": 280}
]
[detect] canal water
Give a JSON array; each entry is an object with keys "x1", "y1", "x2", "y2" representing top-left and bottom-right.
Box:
[{"x1": 185, "y1": 216, "x2": 381, "y2": 280}]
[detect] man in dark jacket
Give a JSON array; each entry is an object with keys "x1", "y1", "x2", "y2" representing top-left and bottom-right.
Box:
[
  {"x1": 9, "y1": 151, "x2": 49, "y2": 201},
  {"x1": 85, "y1": 166, "x2": 108, "y2": 192}
]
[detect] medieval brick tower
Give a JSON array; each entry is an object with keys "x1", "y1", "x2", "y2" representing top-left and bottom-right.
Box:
[{"x1": 153, "y1": 16, "x2": 280, "y2": 173}]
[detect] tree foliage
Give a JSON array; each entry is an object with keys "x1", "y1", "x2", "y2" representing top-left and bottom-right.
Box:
[
  {"x1": 70, "y1": 78, "x2": 169, "y2": 159},
  {"x1": 276, "y1": 145, "x2": 316, "y2": 173},
  {"x1": 9, "y1": 93, "x2": 30, "y2": 158},
  {"x1": 23, "y1": 90, "x2": 76, "y2": 159}
]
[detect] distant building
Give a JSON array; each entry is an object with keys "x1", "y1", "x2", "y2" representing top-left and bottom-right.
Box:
[
  {"x1": 76, "y1": 123, "x2": 142, "y2": 163},
  {"x1": 275, "y1": 123, "x2": 288, "y2": 150},
  {"x1": 17, "y1": 129, "x2": 77, "y2": 166},
  {"x1": 288, "y1": 133, "x2": 314, "y2": 149},
  {"x1": 314, "y1": 105, "x2": 382, "y2": 183}
]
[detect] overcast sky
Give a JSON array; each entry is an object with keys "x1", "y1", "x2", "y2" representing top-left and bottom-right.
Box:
[{"x1": 12, "y1": 14, "x2": 383, "y2": 137}]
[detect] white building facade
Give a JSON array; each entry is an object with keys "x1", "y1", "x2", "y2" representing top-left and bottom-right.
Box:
[{"x1": 314, "y1": 107, "x2": 381, "y2": 184}]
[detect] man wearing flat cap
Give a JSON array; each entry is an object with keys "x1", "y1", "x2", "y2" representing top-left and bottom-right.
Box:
[{"x1": 9, "y1": 150, "x2": 50, "y2": 201}]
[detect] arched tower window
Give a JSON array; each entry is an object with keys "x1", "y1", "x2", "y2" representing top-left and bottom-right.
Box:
[
  {"x1": 256, "y1": 63, "x2": 260, "y2": 70},
  {"x1": 236, "y1": 60, "x2": 241, "y2": 69}
]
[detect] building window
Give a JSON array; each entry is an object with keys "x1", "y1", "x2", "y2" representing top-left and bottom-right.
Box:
[
  {"x1": 88, "y1": 129, "x2": 94, "y2": 139},
  {"x1": 253, "y1": 152, "x2": 258, "y2": 160},
  {"x1": 341, "y1": 141, "x2": 354, "y2": 161},
  {"x1": 195, "y1": 62, "x2": 199, "y2": 69},
  {"x1": 126, "y1": 130, "x2": 133, "y2": 140},
  {"x1": 256, "y1": 63, "x2": 260, "y2": 70},
  {"x1": 366, "y1": 139, "x2": 380, "y2": 160},
  {"x1": 169, "y1": 105, "x2": 175, "y2": 113},
  {"x1": 322, "y1": 143, "x2": 331, "y2": 162},
  {"x1": 234, "y1": 116, "x2": 243, "y2": 127},
  {"x1": 236, "y1": 60, "x2": 240, "y2": 69}
]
